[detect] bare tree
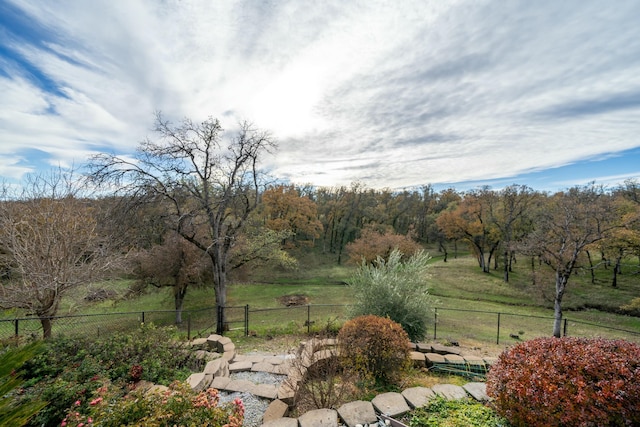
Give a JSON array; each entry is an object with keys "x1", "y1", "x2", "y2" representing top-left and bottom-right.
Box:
[
  {"x1": 521, "y1": 184, "x2": 620, "y2": 337},
  {"x1": 0, "y1": 171, "x2": 114, "y2": 338},
  {"x1": 88, "y1": 112, "x2": 275, "y2": 333}
]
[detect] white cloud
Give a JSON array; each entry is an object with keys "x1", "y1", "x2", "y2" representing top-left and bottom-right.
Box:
[{"x1": 1, "y1": 0, "x2": 640, "y2": 189}]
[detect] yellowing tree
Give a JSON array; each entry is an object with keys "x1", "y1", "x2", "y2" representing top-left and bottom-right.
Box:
[{"x1": 261, "y1": 185, "x2": 323, "y2": 246}]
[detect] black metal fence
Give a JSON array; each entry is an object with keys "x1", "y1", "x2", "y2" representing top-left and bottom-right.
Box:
[
  {"x1": 433, "y1": 307, "x2": 640, "y2": 345},
  {"x1": 0, "y1": 307, "x2": 218, "y2": 342},
  {"x1": 2, "y1": 305, "x2": 639, "y2": 345}
]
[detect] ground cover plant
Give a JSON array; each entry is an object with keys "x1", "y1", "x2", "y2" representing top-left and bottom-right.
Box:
[
  {"x1": 18, "y1": 324, "x2": 204, "y2": 427},
  {"x1": 408, "y1": 396, "x2": 510, "y2": 427},
  {"x1": 486, "y1": 337, "x2": 640, "y2": 426}
]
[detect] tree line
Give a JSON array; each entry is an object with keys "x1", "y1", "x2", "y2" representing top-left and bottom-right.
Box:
[{"x1": 1, "y1": 113, "x2": 639, "y2": 338}]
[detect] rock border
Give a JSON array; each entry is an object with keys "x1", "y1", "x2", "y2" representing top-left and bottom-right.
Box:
[{"x1": 184, "y1": 335, "x2": 491, "y2": 427}]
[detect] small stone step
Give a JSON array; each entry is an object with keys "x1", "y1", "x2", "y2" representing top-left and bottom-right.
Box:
[
  {"x1": 298, "y1": 408, "x2": 339, "y2": 427},
  {"x1": 186, "y1": 372, "x2": 212, "y2": 392},
  {"x1": 424, "y1": 352, "x2": 446, "y2": 366},
  {"x1": 401, "y1": 387, "x2": 435, "y2": 409},
  {"x1": 443, "y1": 354, "x2": 466, "y2": 365},
  {"x1": 337, "y1": 400, "x2": 377, "y2": 427},
  {"x1": 252, "y1": 361, "x2": 276, "y2": 373},
  {"x1": 211, "y1": 376, "x2": 230, "y2": 390},
  {"x1": 252, "y1": 383, "x2": 279, "y2": 400},
  {"x1": 371, "y1": 392, "x2": 411, "y2": 417},
  {"x1": 261, "y1": 417, "x2": 298, "y2": 427},
  {"x1": 463, "y1": 382, "x2": 489, "y2": 402},
  {"x1": 225, "y1": 379, "x2": 254, "y2": 393},
  {"x1": 431, "y1": 383, "x2": 468, "y2": 400},
  {"x1": 204, "y1": 359, "x2": 229, "y2": 377},
  {"x1": 410, "y1": 351, "x2": 426, "y2": 368},
  {"x1": 229, "y1": 360, "x2": 253, "y2": 372},
  {"x1": 262, "y1": 399, "x2": 289, "y2": 423},
  {"x1": 431, "y1": 343, "x2": 461, "y2": 355}
]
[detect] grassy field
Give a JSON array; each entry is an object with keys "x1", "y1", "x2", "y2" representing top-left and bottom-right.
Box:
[{"x1": 2, "y1": 248, "x2": 639, "y2": 347}]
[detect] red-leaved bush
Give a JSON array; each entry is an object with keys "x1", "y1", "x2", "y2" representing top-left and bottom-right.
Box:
[{"x1": 486, "y1": 337, "x2": 640, "y2": 427}]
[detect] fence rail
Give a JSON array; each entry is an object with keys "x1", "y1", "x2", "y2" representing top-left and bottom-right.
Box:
[
  {"x1": 2, "y1": 305, "x2": 639, "y2": 345},
  {"x1": 432, "y1": 307, "x2": 640, "y2": 345}
]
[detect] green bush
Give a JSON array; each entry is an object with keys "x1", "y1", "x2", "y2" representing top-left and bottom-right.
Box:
[
  {"x1": 486, "y1": 337, "x2": 640, "y2": 427},
  {"x1": 409, "y1": 396, "x2": 509, "y2": 427},
  {"x1": 338, "y1": 315, "x2": 410, "y2": 384},
  {"x1": 347, "y1": 249, "x2": 434, "y2": 341},
  {"x1": 21, "y1": 324, "x2": 205, "y2": 427},
  {"x1": 61, "y1": 381, "x2": 244, "y2": 427}
]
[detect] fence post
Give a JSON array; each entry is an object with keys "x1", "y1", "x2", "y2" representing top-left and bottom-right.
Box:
[
  {"x1": 245, "y1": 305, "x2": 249, "y2": 337},
  {"x1": 563, "y1": 318, "x2": 568, "y2": 337},
  {"x1": 14, "y1": 319, "x2": 18, "y2": 337},
  {"x1": 187, "y1": 314, "x2": 191, "y2": 341},
  {"x1": 434, "y1": 308, "x2": 438, "y2": 340},
  {"x1": 141, "y1": 311, "x2": 145, "y2": 324},
  {"x1": 496, "y1": 313, "x2": 501, "y2": 345},
  {"x1": 307, "y1": 305, "x2": 311, "y2": 335}
]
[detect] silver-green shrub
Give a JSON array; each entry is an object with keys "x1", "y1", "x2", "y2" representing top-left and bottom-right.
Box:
[{"x1": 347, "y1": 249, "x2": 435, "y2": 342}]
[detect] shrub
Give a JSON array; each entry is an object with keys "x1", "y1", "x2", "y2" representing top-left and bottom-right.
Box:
[
  {"x1": 286, "y1": 336, "x2": 357, "y2": 414},
  {"x1": 61, "y1": 381, "x2": 244, "y2": 427},
  {"x1": 486, "y1": 337, "x2": 640, "y2": 427},
  {"x1": 338, "y1": 315, "x2": 410, "y2": 384},
  {"x1": 21, "y1": 324, "x2": 205, "y2": 427},
  {"x1": 347, "y1": 249, "x2": 434, "y2": 342},
  {"x1": 409, "y1": 396, "x2": 508, "y2": 427}
]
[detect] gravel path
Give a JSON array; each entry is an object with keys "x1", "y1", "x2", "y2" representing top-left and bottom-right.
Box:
[{"x1": 219, "y1": 371, "x2": 287, "y2": 427}]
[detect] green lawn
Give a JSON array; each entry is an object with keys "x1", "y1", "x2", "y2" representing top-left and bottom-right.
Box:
[{"x1": 2, "y1": 251, "x2": 639, "y2": 345}]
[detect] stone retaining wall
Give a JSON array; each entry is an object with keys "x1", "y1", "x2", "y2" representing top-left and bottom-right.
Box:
[{"x1": 184, "y1": 335, "x2": 492, "y2": 427}]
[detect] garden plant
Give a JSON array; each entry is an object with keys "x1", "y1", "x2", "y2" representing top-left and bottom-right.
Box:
[
  {"x1": 487, "y1": 337, "x2": 640, "y2": 426},
  {"x1": 338, "y1": 314, "x2": 411, "y2": 384},
  {"x1": 18, "y1": 324, "x2": 205, "y2": 427}
]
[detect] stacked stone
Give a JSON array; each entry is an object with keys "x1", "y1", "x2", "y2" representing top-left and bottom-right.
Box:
[
  {"x1": 408, "y1": 342, "x2": 497, "y2": 374},
  {"x1": 183, "y1": 336, "x2": 494, "y2": 427}
]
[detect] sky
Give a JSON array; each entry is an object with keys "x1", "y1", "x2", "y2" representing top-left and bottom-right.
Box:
[{"x1": 1, "y1": 0, "x2": 640, "y2": 193}]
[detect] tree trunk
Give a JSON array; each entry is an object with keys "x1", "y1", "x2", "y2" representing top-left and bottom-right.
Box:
[
  {"x1": 209, "y1": 245, "x2": 228, "y2": 335},
  {"x1": 612, "y1": 254, "x2": 622, "y2": 288},
  {"x1": 40, "y1": 316, "x2": 53, "y2": 339},
  {"x1": 586, "y1": 250, "x2": 596, "y2": 284},
  {"x1": 503, "y1": 249, "x2": 509, "y2": 282},
  {"x1": 439, "y1": 240, "x2": 448, "y2": 262},
  {"x1": 175, "y1": 286, "x2": 187, "y2": 324},
  {"x1": 553, "y1": 271, "x2": 568, "y2": 338},
  {"x1": 477, "y1": 250, "x2": 487, "y2": 272}
]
